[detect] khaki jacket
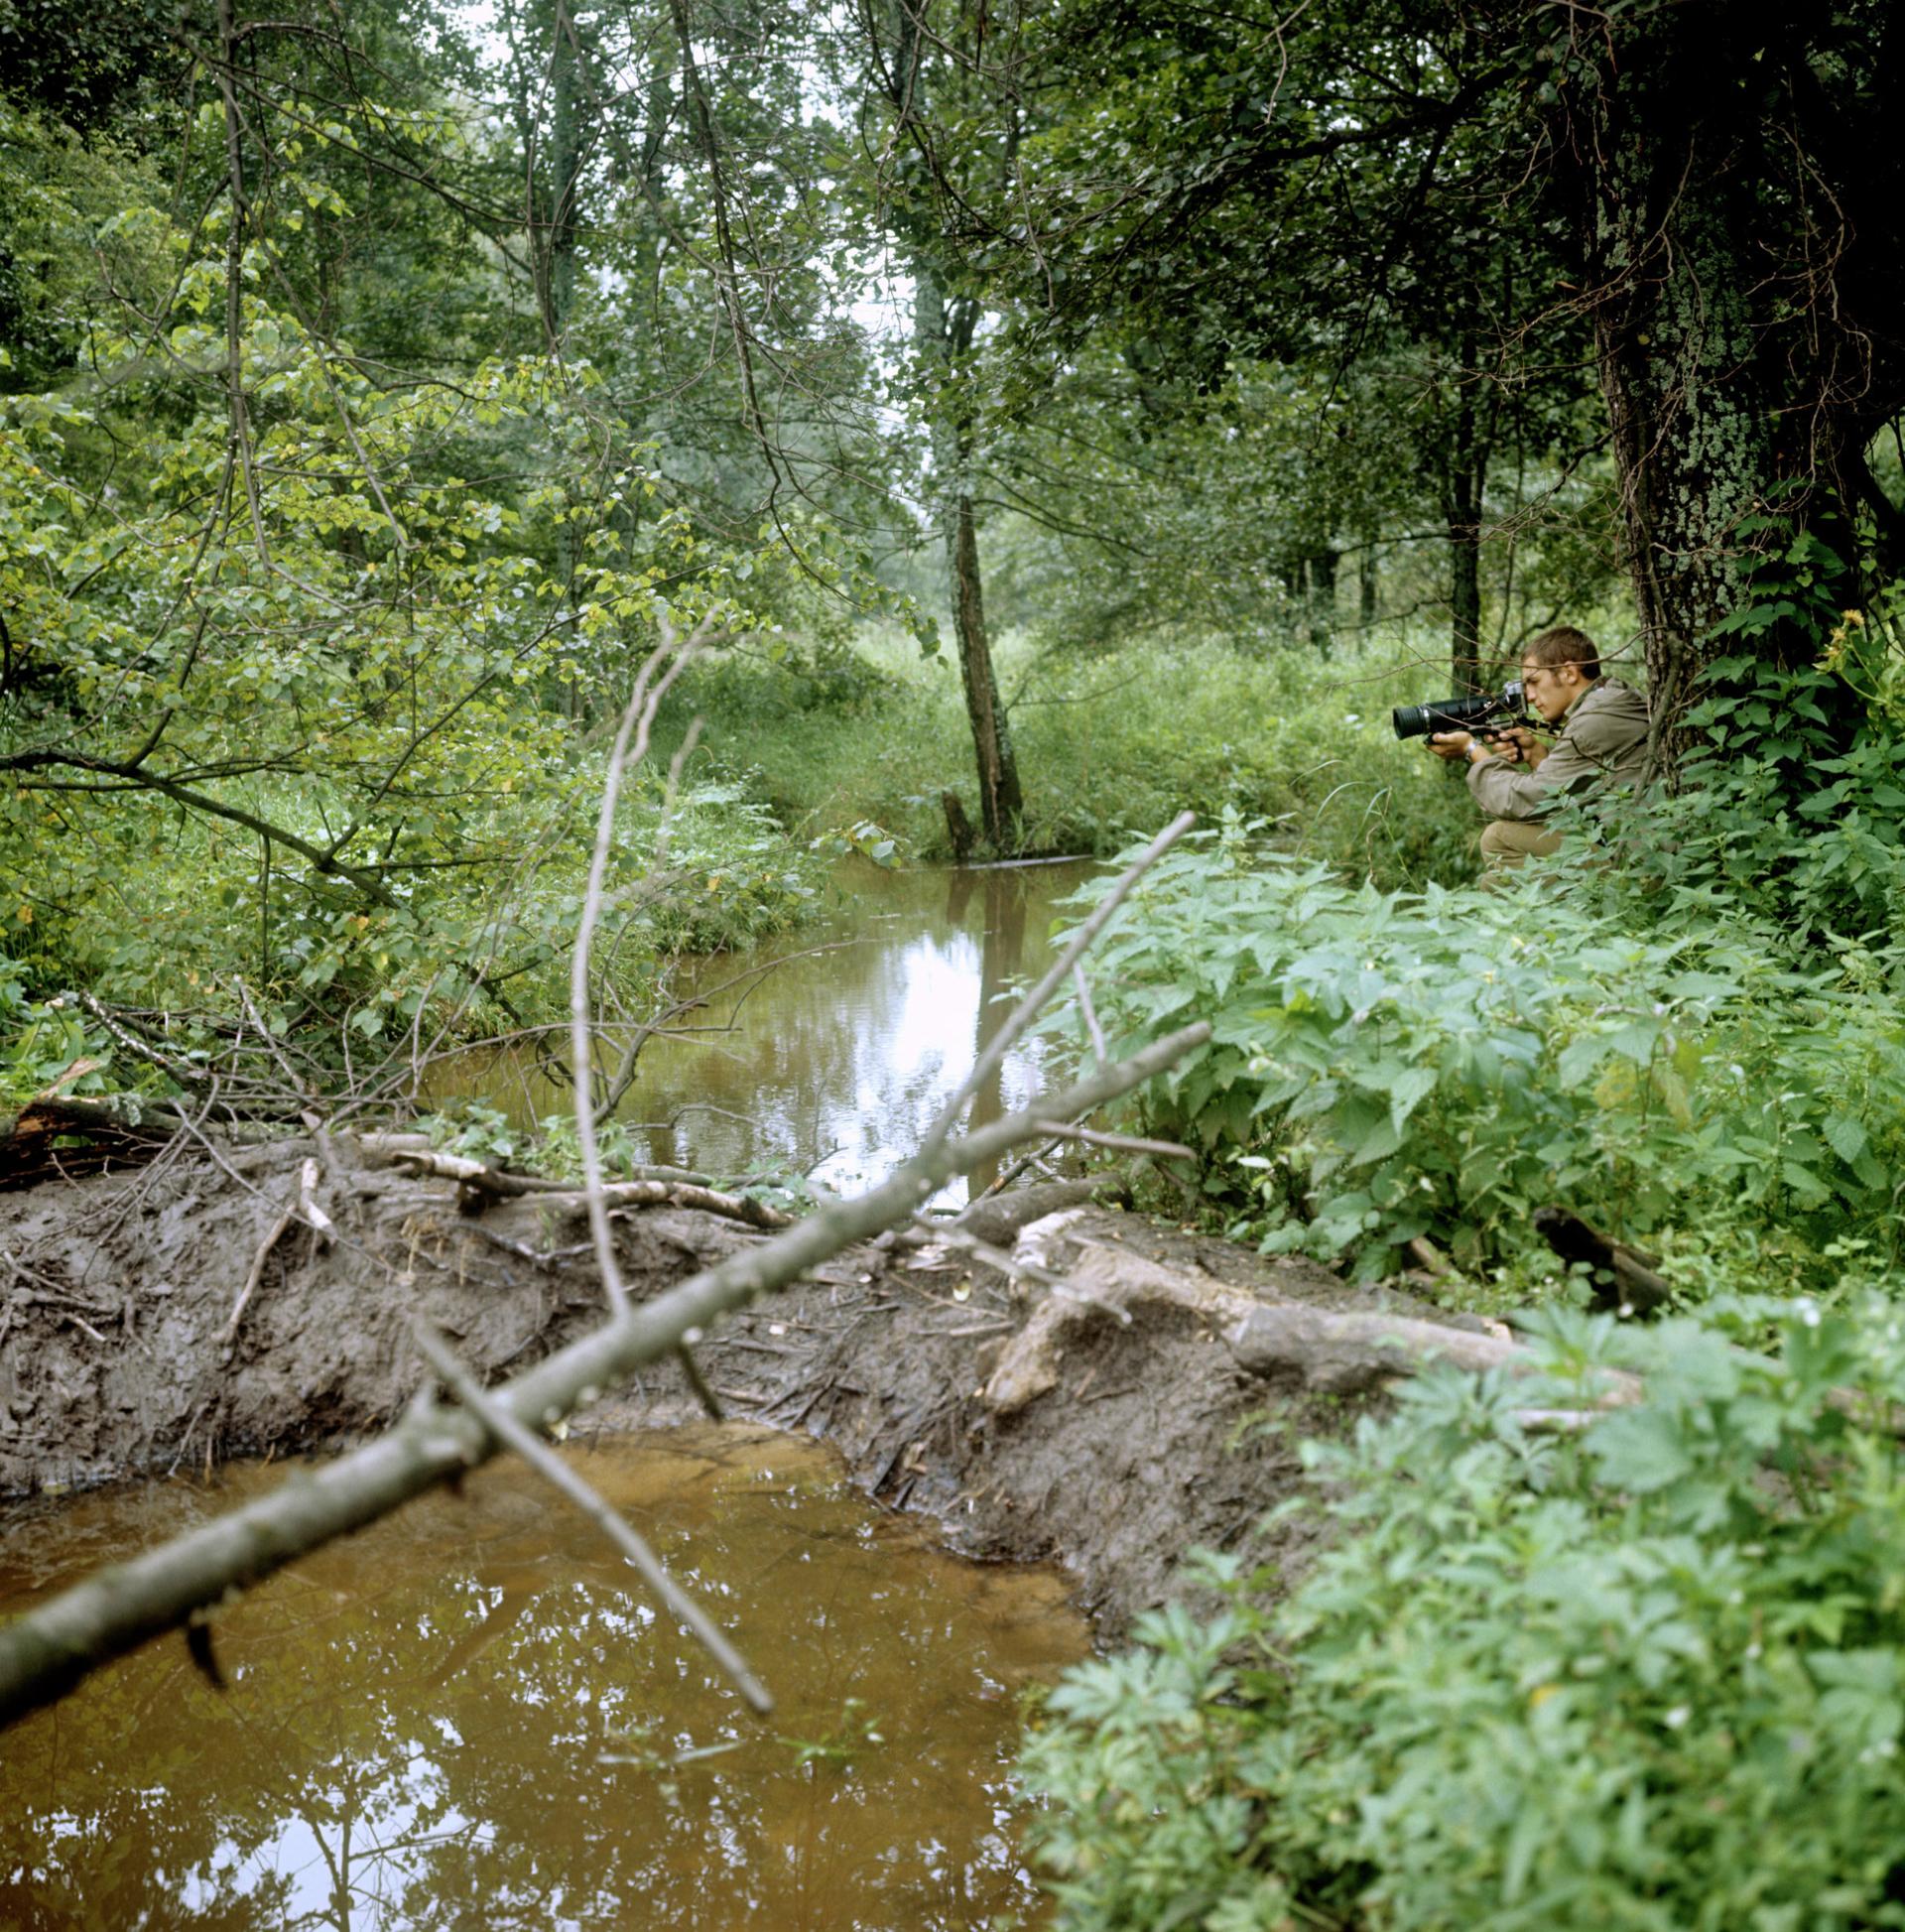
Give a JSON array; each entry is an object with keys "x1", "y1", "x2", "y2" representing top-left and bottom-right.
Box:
[{"x1": 1467, "y1": 679, "x2": 1650, "y2": 824}]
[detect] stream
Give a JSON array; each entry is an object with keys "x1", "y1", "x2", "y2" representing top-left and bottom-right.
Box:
[
  {"x1": 433, "y1": 858, "x2": 1095, "y2": 1202},
  {"x1": 0, "y1": 863, "x2": 1111, "y2": 1928},
  {"x1": 0, "y1": 1427, "x2": 1089, "y2": 1929}
]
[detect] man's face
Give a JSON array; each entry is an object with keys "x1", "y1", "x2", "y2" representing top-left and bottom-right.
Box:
[{"x1": 1520, "y1": 657, "x2": 1584, "y2": 723}]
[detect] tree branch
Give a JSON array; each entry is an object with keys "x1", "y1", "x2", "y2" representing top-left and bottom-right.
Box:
[{"x1": 0, "y1": 1031, "x2": 1208, "y2": 1731}]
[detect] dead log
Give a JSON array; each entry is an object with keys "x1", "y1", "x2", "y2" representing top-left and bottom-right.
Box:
[
  {"x1": 982, "y1": 1225, "x2": 1258, "y2": 1415},
  {"x1": 952, "y1": 1177, "x2": 1119, "y2": 1248},
  {"x1": 1223, "y1": 1302, "x2": 1642, "y2": 1400},
  {"x1": 0, "y1": 1097, "x2": 177, "y2": 1190}
]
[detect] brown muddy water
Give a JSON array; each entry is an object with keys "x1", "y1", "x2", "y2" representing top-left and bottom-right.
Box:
[
  {"x1": 435, "y1": 859, "x2": 1094, "y2": 1203},
  {"x1": 0, "y1": 1425, "x2": 1090, "y2": 1929}
]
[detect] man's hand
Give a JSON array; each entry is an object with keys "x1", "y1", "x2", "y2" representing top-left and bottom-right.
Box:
[
  {"x1": 1430, "y1": 730, "x2": 1493, "y2": 764},
  {"x1": 1490, "y1": 724, "x2": 1545, "y2": 767}
]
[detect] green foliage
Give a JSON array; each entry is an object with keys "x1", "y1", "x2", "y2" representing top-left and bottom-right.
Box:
[
  {"x1": 0, "y1": 964, "x2": 117, "y2": 1107},
  {"x1": 659, "y1": 628, "x2": 1480, "y2": 885},
  {"x1": 1022, "y1": 1295, "x2": 1905, "y2": 1929},
  {"x1": 1063, "y1": 822, "x2": 1905, "y2": 1283},
  {"x1": 1592, "y1": 525, "x2": 1905, "y2": 949}
]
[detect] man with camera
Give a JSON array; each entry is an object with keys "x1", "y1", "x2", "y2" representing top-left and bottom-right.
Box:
[{"x1": 1427, "y1": 626, "x2": 1650, "y2": 868}]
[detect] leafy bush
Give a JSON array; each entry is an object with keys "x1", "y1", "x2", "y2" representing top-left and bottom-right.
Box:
[
  {"x1": 1064, "y1": 821, "x2": 1905, "y2": 1282},
  {"x1": 1022, "y1": 1296, "x2": 1905, "y2": 1930}
]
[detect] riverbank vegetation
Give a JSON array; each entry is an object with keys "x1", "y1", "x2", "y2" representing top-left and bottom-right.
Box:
[{"x1": 6, "y1": 0, "x2": 1905, "y2": 1925}]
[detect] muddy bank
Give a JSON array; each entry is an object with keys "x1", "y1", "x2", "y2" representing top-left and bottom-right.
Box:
[{"x1": 0, "y1": 1136, "x2": 1463, "y2": 1635}]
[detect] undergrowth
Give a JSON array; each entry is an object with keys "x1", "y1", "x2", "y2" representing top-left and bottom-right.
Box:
[
  {"x1": 1022, "y1": 1297, "x2": 1905, "y2": 1931},
  {"x1": 652, "y1": 626, "x2": 1479, "y2": 886},
  {"x1": 1020, "y1": 524, "x2": 1905, "y2": 1930}
]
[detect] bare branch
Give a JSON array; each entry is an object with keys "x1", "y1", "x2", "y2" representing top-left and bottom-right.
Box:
[
  {"x1": 571, "y1": 616, "x2": 707, "y2": 1317},
  {"x1": 1032, "y1": 1121, "x2": 1195, "y2": 1161},
  {"x1": 1071, "y1": 962, "x2": 1108, "y2": 1068},
  {"x1": 411, "y1": 1321, "x2": 771, "y2": 1714}
]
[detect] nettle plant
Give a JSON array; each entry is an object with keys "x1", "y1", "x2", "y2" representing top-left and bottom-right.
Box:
[
  {"x1": 1613, "y1": 520, "x2": 1905, "y2": 948},
  {"x1": 1021, "y1": 1295, "x2": 1905, "y2": 1931},
  {"x1": 1065, "y1": 823, "x2": 1905, "y2": 1280}
]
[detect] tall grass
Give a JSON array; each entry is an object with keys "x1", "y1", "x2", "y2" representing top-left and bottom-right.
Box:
[{"x1": 654, "y1": 626, "x2": 1482, "y2": 887}]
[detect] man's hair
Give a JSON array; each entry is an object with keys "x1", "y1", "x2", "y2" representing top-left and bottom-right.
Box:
[{"x1": 1524, "y1": 625, "x2": 1600, "y2": 681}]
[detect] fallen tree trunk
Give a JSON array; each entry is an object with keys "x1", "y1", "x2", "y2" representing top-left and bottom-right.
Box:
[
  {"x1": 1225, "y1": 1302, "x2": 1642, "y2": 1403},
  {"x1": 0, "y1": 1021, "x2": 1209, "y2": 1733}
]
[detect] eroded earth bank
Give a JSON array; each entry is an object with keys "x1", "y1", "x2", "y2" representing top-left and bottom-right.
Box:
[{"x1": 0, "y1": 1124, "x2": 1494, "y2": 1634}]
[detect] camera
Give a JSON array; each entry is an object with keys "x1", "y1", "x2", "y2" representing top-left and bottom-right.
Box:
[{"x1": 1391, "y1": 679, "x2": 1531, "y2": 741}]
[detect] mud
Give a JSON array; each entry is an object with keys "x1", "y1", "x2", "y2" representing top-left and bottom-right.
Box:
[{"x1": 0, "y1": 1136, "x2": 1442, "y2": 1636}]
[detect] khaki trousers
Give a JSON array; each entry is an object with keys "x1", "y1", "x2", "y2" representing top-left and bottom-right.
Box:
[{"x1": 1479, "y1": 819, "x2": 1563, "y2": 869}]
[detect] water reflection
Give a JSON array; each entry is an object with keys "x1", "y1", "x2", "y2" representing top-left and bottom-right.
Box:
[
  {"x1": 435, "y1": 860, "x2": 1089, "y2": 1204},
  {"x1": 0, "y1": 1427, "x2": 1088, "y2": 1930}
]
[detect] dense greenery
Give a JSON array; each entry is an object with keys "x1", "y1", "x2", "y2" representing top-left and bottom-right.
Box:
[
  {"x1": 6, "y1": 2, "x2": 1905, "y2": 1925},
  {"x1": 1020, "y1": 545, "x2": 1905, "y2": 1925},
  {"x1": 654, "y1": 627, "x2": 1480, "y2": 880},
  {"x1": 1023, "y1": 1297, "x2": 1905, "y2": 1930}
]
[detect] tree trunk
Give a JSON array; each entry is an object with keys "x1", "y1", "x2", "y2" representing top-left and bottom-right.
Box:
[
  {"x1": 545, "y1": 3, "x2": 580, "y2": 350},
  {"x1": 1443, "y1": 372, "x2": 1483, "y2": 692},
  {"x1": 1358, "y1": 542, "x2": 1378, "y2": 627},
  {"x1": 1305, "y1": 547, "x2": 1338, "y2": 655},
  {"x1": 914, "y1": 268, "x2": 1023, "y2": 850},
  {"x1": 1551, "y1": 21, "x2": 1826, "y2": 774},
  {"x1": 1580, "y1": 163, "x2": 1770, "y2": 764},
  {"x1": 948, "y1": 488, "x2": 1022, "y2": 847}
]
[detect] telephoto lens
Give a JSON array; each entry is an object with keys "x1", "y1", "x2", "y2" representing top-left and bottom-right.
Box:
[
  {"x1": 1391, "y1": 680, "x2": 1526, "y2": 740},
  {"x1": 1391, "y1": 692, "x2": 1493, "y2": 740}
]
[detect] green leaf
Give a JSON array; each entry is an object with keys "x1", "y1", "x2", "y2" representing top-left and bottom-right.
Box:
[{"x1": 1587, "y1": 1406, "x2": 1695, "y2": 1493}]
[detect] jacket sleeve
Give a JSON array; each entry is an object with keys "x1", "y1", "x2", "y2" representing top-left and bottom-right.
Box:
[
  {"x1": 1465, "y1": 685, "x2": 1651, "y2": 821},
  {"x1": 1465, "y1": 749, "x2": 1558, "y2": 821},
  {"x1": 1464, "y1": 721, "x2": 1611, "y2": 821}
]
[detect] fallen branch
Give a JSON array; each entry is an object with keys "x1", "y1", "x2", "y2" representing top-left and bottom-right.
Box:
[
  {"x1": 0, "y1": 1019, "x2": 1209, "y2": 1731},
  {"x1": 219, "y1": 1158, "x2": 324, "y2": 1347},
  {"x1": 366, "y1": 1147, "x2": 772, "y2": 1222},
  {"x1": 590, "y1": 1182, "x2": 790, "y2": 1229},
  {"x1": 1032, "y1": 1120, "x2": 1195, "y2": 1161},
  {"x1": 948, "y1": 1177, "x2": 1109, "y2": 1248},
  {"x1": 1224, "y1": 1302, "x2": 1637, "y2": 1402},
  {"x1": 411, "y1": 1321, "x2": 770, "y2": 1713}
]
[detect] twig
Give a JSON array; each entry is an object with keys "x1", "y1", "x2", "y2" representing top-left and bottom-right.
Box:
[
  {"x1": 220, "y1": 1156, "x2": 326, "y2": 1345},
  {"x1": 572, "y1": 617, "x2": 708, "y2": 1318},
  {"x1": 674, "y1": 1343, "x2": 726, "y2": 1422},
  {"x1": 377, "y1": 1149, "x2": 789, "y2": 1228},
  {"x1": 411, "y1": 1322, "x2": 770, "y2": 1713},
  {"x1": 1032, "y1": 1121, "x2": 1195, "y2": 1161},
  {"x1": 297, "y1": 1154, "x2": 334, "y2": 1245},
  {"x1": 222, "y1": 1186, "x2": 300, "y2": 1346},
  {"x1": 1071, "y1": 962, "x2": 1108, "y2": 1067}
]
